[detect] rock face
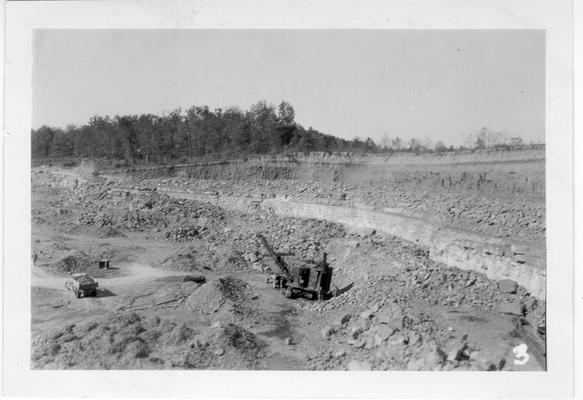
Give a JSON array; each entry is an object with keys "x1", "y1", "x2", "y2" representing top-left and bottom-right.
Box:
[{"x1": 160, "y1": 188, "x2": 546, "y2": 299}]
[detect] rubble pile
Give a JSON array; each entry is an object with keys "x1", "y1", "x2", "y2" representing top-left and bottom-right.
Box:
[
  {"x1": 135, "y1": 173, "x2": 544, "y2": 242},
  {"x1": 164, "y1": 226, "x2": 201, "y2": 241},
  {"x1": 315, "y1": 301, "x2": 521, "y2": 371},
  {"x1": 186, "y1": 276, "x2": 262, "y2": 325},
  {"x1": 160, "y1": 247, "x2": 209, "y2": 271},
  {"x1": 245, "y1": 219, "x2": 346, "y2": 265},
  {"x1": 306, "y1": 247, "x2": 542, "y2": 322},
  {"x1": 383, "y1": 265, "x2": 532, "y2": 310},
  {"x1": 32, "y1": 311, "x2": 265, "y2": 369},
  {"x1": 176, "y1": 322, "x2": 267, "y2": 369},
  {"x1": 219, "y1": 249, "x2": 252, "y2": 272},
  {"x1": 40, "y1": 181, "x2": 231, "y2": 242},
  {"x1": 392, "y1": 190, "x2": 545, "y2": 241},
  {"x1": 34, "y1": 249, "x2": 92, "y2": 275}
]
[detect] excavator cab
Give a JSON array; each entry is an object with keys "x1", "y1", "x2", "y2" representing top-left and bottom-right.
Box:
[{"x1": 286, "y1": 253, "x2": 333, "y2": 300}]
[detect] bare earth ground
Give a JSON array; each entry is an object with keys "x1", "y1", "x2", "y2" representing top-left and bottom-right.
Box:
[{"x1": 30, "y1": 152, "x2": 546, "y2": 370}]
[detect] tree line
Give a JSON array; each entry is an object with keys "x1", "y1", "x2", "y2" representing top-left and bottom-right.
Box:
[
  {"x1": 378, "y1": 127, "x2": 535, "y2": 154},
  {"x1": 31, "y1": 100, "x2": 379, "y2": 164},
  {"x1": 32, "y1": 100, "x2": 536, "y2": 165}
]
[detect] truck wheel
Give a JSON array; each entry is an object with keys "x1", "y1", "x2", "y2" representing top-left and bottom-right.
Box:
[{"x1": 75, "y1": 290, "x2": 80, "y2": 298}]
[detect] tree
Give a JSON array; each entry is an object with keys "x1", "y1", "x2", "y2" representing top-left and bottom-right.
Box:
[
  {"x1": 31, "y1": 126, "x2": 55, "y2": 158},
  {"x1": 434, "y1": 140, "x2": 447, "y2": 153},
  {"x1": 391, "y1": 137, "x2": 402, "y2": 151},
  {"x1": 276, "y1": 101, "x2": 296, "y2": 148},
  {"x1": 364, "y1": 137, "x2": 377, "y2": 153},
  {"x1": 379, "y1": 134, "x2": 391, "y2": 151},
  {"x1": 473, "y1": 127, "x2": 509, "y2": 149},
  {"x1": 249, "y1": 100, "x2": 278, "y2": 153},
  {"x1": 408, "y1": 138, "x2": 423, "y2": 152}
]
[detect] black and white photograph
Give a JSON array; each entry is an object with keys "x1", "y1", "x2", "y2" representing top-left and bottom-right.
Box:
[
  {"x1": 2, "y1": 0, "x2": 577, "y2": 398},
  {"x1": 29, "y1": 28, "x2": 547, "y2": 371}
]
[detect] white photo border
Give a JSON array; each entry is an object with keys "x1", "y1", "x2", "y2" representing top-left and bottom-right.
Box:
[{"x1": 3, "y1": 0, "x2": 573, "y2": 398}]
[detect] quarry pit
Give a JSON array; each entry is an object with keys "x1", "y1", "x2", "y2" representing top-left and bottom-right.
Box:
[{"x1": 31, "y1": 148, "x2": 546, "y2": 370}]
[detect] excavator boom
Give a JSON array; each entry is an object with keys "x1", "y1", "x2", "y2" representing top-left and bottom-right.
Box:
[{"x1": 258, "y1": 234, "x2": 292, "y2": 279}]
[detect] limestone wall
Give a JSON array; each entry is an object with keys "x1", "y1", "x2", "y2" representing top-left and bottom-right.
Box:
[{"x1": 159, "y1": 187, "x2": 546, "y2": 299}]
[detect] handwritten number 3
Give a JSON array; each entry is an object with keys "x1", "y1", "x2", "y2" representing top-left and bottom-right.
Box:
[{"x1": 513, "y1": 343, "x2": 529, "y2": 365}]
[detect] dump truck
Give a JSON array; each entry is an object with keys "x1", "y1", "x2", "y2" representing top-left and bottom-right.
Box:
[
  {"x1": 258, "y1": 234, "x2": 336, "y2": 300},
  {"x1": 65, "y1": 273, "x2": 99, "y2": 298}
]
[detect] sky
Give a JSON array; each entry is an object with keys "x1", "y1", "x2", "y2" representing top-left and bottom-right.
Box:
[{"x1": 33, "y1": 30, "x2": 545, "y2": 146}]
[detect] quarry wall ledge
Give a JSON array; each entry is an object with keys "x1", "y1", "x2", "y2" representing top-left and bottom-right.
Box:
[{"x1": 158, "y1": 187, "x2": 546, "y2": 299}]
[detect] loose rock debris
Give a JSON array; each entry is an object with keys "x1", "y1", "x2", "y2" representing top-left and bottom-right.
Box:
[{"x1": 30, "y1": 159, "x2": 546, "y2": 370}]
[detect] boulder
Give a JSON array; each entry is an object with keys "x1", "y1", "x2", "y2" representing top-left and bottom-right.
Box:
[
  {"x1": 212, "y1": 347, "x2": 225, "y2": 356},
  {"x1": 523, "y1": 297, "x2": 538, "y2": 311},
  {"x1": 321, "y1": 326, "x2": 335, "y2": 340},
  {"x1": 407, "y1": 332, "x2": 421, "y2": 346},
  {"x1": 447, "y1": 343, "x2": 468, "y2": 362},
  {"x1": 375, "y1": 326, "x2": 394, "y2": 341},
  {"x1": 496, "y1": 302, "x2": 524, "y2": 316},
  {"x1": 347, "y1": 360, "x2": 372, "y2": 371},
  {"x1": 338, "y1": 314, "x2": 351, "y2": 326},
  {"x1": 407, "y1": 343, "x2": 447, "y2": 371},
  {"x1": 333, "y1": 349, "x2": 346, "y2": 358},
  {"x1": 388, "y1": 333, "x2": 406, "y2": 346},
  {"x1": 387, "y1": 317, "x2": 404, "y2": 331},
  {"x1": 364, "y1": 336, "x2": 377, "y2": 350},
  {"x1": 498, "y1": 279, "x2": 518, "y2": 294},
  {"x1": 349, "y1": 327, "x2": 363, "y2": 340},
  {"x1": 358, "y1": 318, "x2": 373, "y2": 332},
  {"x1": 246, "y1": 252, "x2": 259, "y2": 263},
  {"x1": 182, "y1": 275, "x2": 206, "y2": 284}
]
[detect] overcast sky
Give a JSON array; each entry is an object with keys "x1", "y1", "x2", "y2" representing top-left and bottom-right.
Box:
[{"x1": 33, "y1": 30, "x2": 544, "y2": 145}]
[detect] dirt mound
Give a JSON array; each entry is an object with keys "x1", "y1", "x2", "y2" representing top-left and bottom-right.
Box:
[
  {"x1": 176, "y1": 322, "x2": 266, "y2": 369},
  {"x1": 215, "y1": 249, "x2": 250, "y2": 272},
  {"x1": 32, "y1": 310, "x2": 265, "y2": 369},
  {"x1": 160, "y1": 246, "x2": 214, "y2": 271},
  {"x1": 186, "y1": 276, "x2": 260, "y2": 323},
  {"x1": 49, "y1": 250, "x2": 92, "y2": 274}
]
